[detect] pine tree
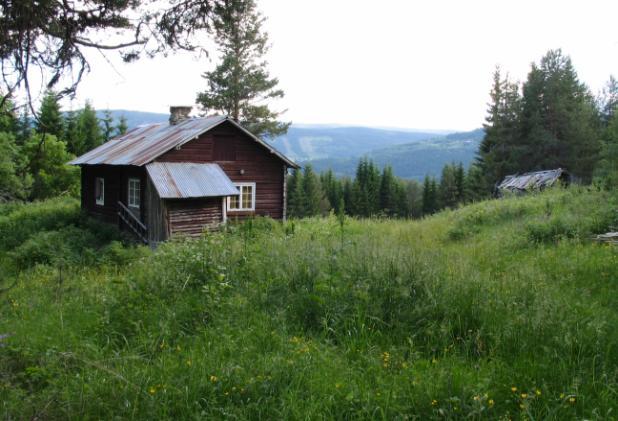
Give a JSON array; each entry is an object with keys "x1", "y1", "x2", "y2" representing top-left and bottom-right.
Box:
[
  {"x1": 403, "y1": 179, "x2": 423, "y2": 218},
  {"x1": 379, "y1": 165, "x2": 398, "y2": 216},
  {"x1": 519, "y1": 50, "x2": 601, "y2": 181},
  {"x1": 320, "y1": 169, "x2": 339, "y2": 212},
  {"x1": 464, "y1": 163, "x2": 489, "y2": 202},
  {"x1": 352, "y1": 158, "x2": 380, "y2": 217},
  {"x1": 196, "y1": 0, "x2": 289, "y2": 138},
  {"x1": 116, "y1": 115, "x2": 128, "y2": 136},
  {"x1": 422, "y1": 175, "x2": 438, "y2": 215},
  {"x1": 101, "y1": 110, "x2": 115, "y2": 142},
  {"x1": 342, "y1": 178, "x2": 354, "y2": 215},
  {"x1": 287, "y1": 168, "x2": 304, "y2": 218},
  {"x1": 36, "y1": 91, "x2": 64, "y2": 138},
  {"x1": 302, "y1": 164, "x2": 321, "y2": 217},
  {"x1": 599, "y1": 75, "x2": 617, "y2": 127},
  {"x1": 0, "y1": 94, "x2": 18, "y2": 135},
  {"x1": 595, "y1": 110, "x2": 618, "y2": 188},
  {"x1": 76, "y1": 101, "x2": 102, "y2": 155},
  {"x1": 477, "y1": 67, "x2": 522, "y2": 188},
  {"x1": 454, "y1": 162, "x2": 465, "y2": 203},
  {"x1": 438, "y1": 164, "x2": 459, "y2": 209},
  {"x1": 0, "y1": 132, "x2": 31, "y2": 201},
  {"x1": 64, "y1": 110, "x2": 81, "y2": 155},
  {"x1": 23, "y1": 133, "x2": 79, "y2": 200}
]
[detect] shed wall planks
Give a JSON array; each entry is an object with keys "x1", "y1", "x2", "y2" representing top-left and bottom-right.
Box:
[{"x1": 167, "y1": 198, "x2": 223, "y2": 237}]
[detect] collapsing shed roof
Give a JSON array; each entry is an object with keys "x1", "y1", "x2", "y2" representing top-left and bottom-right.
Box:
[
  {"x1": 146, "y1": 162, "x2": 239, "y2": 199},
  {"x1": 497, "y1": 168, "x2": 569, "y2": 193},
  {"x1": 68, "y1": 115, "x2": 299, "y2": 168}
]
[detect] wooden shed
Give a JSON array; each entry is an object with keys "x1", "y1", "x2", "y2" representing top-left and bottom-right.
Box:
[
  {"x1": 497, "y1": 168, "x2": 570, "y2": 196},
  {"x1": 69, "y1": 107, "x2": 299, "y2": 245}
]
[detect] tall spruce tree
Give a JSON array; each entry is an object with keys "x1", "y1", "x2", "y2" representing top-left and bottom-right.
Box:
[
  {"x1": 599, "y1": 75, "x2": 618, "y2": 127},
  {"x1": 101, "y1": 110, "x2": 115, "y2": 142},
  {"x1": 477, "y1": 67, "x2": 522, "y2": 188},
  {"x1": 519, "y1": 50, "x2": 600, "y2": 181},
  {"x1": 422, "y1": 175, "x2": 438, "y2": 215},
  {"x1": 352, "y1": 158, "x2": 381, "y2": 217},
  {"x1": 379, "y1": 166, "x2": 399, "y2": 216},
  {"x1": 36, "y1": 91, "x2": 64, "y2": 138},
  {"x1": 287, "y1": 168, "x2": 304, "y2": 218},
  {"x1": 302, "y1": 164, "x2": 321, "y2": 217},
  {"x1": 116, "y1": 115, "x2": 128, "y2": 136},
  {"x1": 438, "y1": 164, "x2": 459, "y2": 209},
  {"x1": 464, "y1": 163, "x2": 488, "y2": 202},
  {"x1": 0, "y1": 95, "x2": 17, "y2": 134},
  {"x1": 595, "y1": 110, "x2": 618, "y2": 188},
  {"x1": 196, "y1": 0, "x2": 289, "y2": 138},
  {"x1": 76, "y1": 101, "x2": 102, "y2": 155}
]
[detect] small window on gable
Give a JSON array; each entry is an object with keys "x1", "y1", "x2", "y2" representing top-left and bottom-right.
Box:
[
  {"x1": 213, "y1": 135, "x2": 236, "y2": 161},
  {"x1": 228, "y1": 182, "x2": 255, "y2": 211},
  {"x1": 128, "y1": 178, "x2": 141, "y2": 209},
  {"x1": 95, "y1": 177, "x2": 104, "y2": 206}
]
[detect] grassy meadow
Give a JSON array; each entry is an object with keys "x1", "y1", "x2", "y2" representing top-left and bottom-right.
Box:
[{"x1": 1, "y1": 188, "x2": 618, "y2": 419}]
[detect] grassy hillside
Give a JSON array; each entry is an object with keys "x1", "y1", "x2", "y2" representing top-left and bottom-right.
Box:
[
  {"x1": 308, "y1": 129, "x2": 484, "y2": 180},
  {"x1": 1, "y1": 188, "x2": 618, "y2": 419}
]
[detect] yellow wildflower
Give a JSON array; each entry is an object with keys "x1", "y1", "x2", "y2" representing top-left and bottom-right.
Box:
[
  {"x1": 488, "y1": 399, "x2": 495, "y2": 407},
  {"x1": 186, "y1": 359, "x2": 192, "y2": 366},
  {"x1": 535, "y1": 389, "x2": 541, "y2": 396},
  {"x1": 511, "y1": 386, "x2": 517, "y2": 393},
  {"x1": 431, "y1": 399, "x2": 438, "y2": 406},
  {"x1": 210, "y1": 375, "x2": 218, "y2": 383},
  {"x1": 521, "y1": 393, "x2": 528, "y2": 399},
  {"x1": 569, "y1": 397, "x2": 576, "y2": 404},
  {"x1": 148, "y1": 386, "x2": 156, "y2": 395}
]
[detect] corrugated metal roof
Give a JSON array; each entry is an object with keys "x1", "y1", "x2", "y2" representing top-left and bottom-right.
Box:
[
  {"x1": 68, "y1": 115, "x2": 299, "y2": 168},
  {"x1": 146, "y1": 162, "x2": 239, "y2": 199},
  {"x1": 498, "y1": 168, "x2": 569, "y2": 193}
]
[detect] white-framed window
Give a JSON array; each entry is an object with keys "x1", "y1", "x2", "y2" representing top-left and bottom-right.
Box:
[
  {"x1": 95, "y1": 177, "x2": 105, "y2": 206},
  {"x1": 128, "y1": 178, "x2": 141, "y2": 209},
  {"x1": 228, "y1": 182, "x2": 255, "y2": 211}
]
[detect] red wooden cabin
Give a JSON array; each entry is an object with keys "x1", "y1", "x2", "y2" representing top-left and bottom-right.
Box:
[{"x1": 69, "y1": 107, "x2": 299, "y2": 245}]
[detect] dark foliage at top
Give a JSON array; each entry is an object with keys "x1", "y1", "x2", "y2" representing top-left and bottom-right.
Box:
[{"x1": 0, "y1": 0, "x2": 226, "y2": 107}]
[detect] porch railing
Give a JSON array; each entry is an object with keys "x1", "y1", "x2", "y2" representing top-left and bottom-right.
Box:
[{"x1": 117, "y1": 201, "x2": 148, "y2": 244}]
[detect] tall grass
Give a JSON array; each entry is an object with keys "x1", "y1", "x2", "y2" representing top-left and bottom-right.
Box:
[{"x1": 1, "y1": 187, "x2": 617, "y2": 419}]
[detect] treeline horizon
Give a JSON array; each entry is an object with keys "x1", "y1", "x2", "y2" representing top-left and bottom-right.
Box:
[
  {"x1": 0, "y1": 92, "x2": 128, "y2": 202},
  {"x1": 288, "y1": 49, "x2": 617, "y2": 219}
]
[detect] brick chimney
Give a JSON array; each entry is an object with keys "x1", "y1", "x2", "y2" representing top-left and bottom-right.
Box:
[{"x1": 169, "y1": 106, "x2": 192, "y2": 125}]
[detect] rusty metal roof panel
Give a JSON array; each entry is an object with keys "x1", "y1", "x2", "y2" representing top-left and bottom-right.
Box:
[
  {"x1": 68, "y1": 115, "x2": 299, "y2": 168},
  {"x1": 68, "y1": 116, "x2": 227, "y2": 166},
  {"x1": 146, "y1": 162, "x2": 239, "y2": 199}
]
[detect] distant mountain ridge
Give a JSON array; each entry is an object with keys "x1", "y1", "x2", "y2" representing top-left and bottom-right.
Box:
[
  {"x1": 306, "y1": 129, "x2": 484, "y2": 180},
  {"x1": 95, "y1": 110, "x2": 168, "y2": 129},
  {"x1": 103, "y1": 109, "x2": 483, "y2": 180}
]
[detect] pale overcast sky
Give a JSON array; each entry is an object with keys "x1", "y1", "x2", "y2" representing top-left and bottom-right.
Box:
[{"x1": 68, "y1": 0, "x2": 618, "y2": 131}]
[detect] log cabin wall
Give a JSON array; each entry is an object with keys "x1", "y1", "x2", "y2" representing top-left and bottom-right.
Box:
[
  {"x1": 166, "y1": 197, "x2": 223, "y2": 237},
  {"x1": 156, "y1": 121, "x2": 285, "y2": 220},
  {"x1": 81, "y1": 165, "x2": 147, "y2": 225}
]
